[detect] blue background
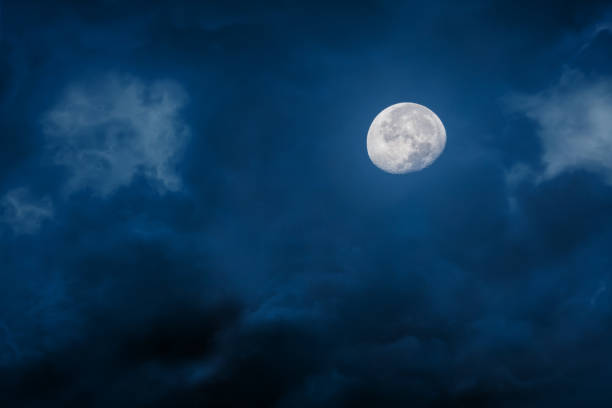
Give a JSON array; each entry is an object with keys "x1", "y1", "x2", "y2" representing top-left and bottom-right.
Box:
[{"x1": 2, "y1": 1, "x2": 612, "y2": 406}]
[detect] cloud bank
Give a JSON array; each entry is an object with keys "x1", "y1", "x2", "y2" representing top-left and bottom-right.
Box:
[{"x1": 43, "y1": 75, "x2": 190, "y2": 197}]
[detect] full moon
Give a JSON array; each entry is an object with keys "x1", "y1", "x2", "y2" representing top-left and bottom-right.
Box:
[{"x1": 367, "y1": 102, "x2": 446, "y2": 174}]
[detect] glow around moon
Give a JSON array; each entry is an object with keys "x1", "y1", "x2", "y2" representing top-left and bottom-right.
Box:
[{"x1": 367, "y1": 102, "x2": 446, "y2": 174}]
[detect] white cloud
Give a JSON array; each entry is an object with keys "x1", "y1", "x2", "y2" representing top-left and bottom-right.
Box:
[
  {"x1": 0, "y1": 188, "x2": 53, "y2": 234},
  {"x1": 509, "y1": 70, "x2": 612, "y2": 184},
  {"x1": 43, "y1": 75, "x2": 190, "y2": 196}
]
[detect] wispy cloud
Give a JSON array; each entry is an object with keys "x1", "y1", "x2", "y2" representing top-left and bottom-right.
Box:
[
  {"x1": 508, "y1": 70, "x2": 612, "y2": 184},
  {"x1": 43, "y1": 74, "x2": 191, "y2": 197},
  {"x1": 0, "y1": 188, "x2": 53, "y2": 234}
]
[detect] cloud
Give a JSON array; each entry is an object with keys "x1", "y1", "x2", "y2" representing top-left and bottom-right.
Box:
[
  {"x1": 0, "y1": 188, "x2": 53, "y2": 234},
  {"x1": 509, "y1": 70, "x2": 612, "y2": 184},
  {"x1": 43, "y1": 75, "x2": 190, "y2": 197}
]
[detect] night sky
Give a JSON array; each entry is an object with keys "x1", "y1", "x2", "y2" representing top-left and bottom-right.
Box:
[{"x1": 2, "y1": 1, "x2": 612, "y2": 407}]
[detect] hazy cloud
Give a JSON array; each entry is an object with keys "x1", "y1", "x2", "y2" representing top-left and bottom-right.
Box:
[
  {"x1": 43, "y1": 75, "x2": 190, "y2": 196},
  {"x1": 0, "y1": 188, "x2": 53, "y2": 234},
  {"x1": 509, "y1": 70, "x2": 612, "y2": 184}
]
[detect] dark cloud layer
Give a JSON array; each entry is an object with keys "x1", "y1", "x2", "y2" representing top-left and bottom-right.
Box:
[{"x1": 1, "y1": 0, "x2": 612, "y2": 407}]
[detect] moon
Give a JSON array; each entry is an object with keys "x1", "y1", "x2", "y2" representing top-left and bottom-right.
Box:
[{"x1": 367, "y1": 102, "x2": 446, "y2": 174}]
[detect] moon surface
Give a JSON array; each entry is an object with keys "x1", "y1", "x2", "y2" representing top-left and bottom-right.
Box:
[{"x1": 367, "y1": 102, "x2": 446, "y2": 174}]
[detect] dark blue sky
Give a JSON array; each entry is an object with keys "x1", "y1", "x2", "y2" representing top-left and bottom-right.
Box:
[{"x1": 2, "y1": 1, "x2": 612, "y2": 406}]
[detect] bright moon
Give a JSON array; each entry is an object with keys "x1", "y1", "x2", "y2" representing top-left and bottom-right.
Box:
[{"x1": 367, "y1": 102, "x2": 446, "y2": 174}]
